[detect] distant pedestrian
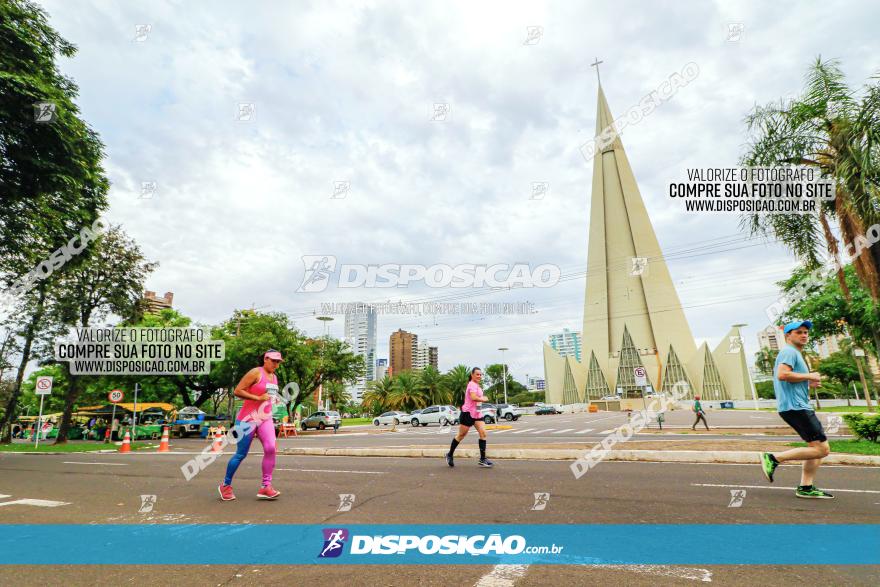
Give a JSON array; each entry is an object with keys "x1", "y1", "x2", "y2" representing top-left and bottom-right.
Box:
[{"x1": 691, "y1": 395, "x2": 709, "y2": 430}]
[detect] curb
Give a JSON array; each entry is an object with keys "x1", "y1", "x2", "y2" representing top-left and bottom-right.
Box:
[{"x1": 277, "y1": 447, "x2": 880, "y2": 466}]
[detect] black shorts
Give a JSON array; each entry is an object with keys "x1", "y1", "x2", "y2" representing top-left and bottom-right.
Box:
[
  {"x1": 459, "y1": 410, "x2": 484, "y2": 427},
  {"x1": 779, "y1": 409, "x2": 827, "y2": 443}
]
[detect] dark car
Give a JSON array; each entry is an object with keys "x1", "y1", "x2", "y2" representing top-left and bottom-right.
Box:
[{"x1": 535, "y1": 406, "x2": 561, "y2": 415}]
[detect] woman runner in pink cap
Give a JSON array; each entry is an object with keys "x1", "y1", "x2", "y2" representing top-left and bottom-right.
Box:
[{"x1": 219, "y1": 349, "x2": 284, "y2": 501}]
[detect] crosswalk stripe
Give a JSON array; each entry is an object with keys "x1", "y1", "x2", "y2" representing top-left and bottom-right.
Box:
[
  {"x1": 492, "y1": 429, "x2": 512, "y2": 434},
  {"x1": 536, "y1": 429, "x2": 556, "y2": 434},
  {"x1": 575, "y1": 428, "x2": 594, "y2": 434},
  {"x1": 512, "y1": 428, "x2": 536, "y2": 434},
  {"x1": 551, "y1": 429, "x2": 575, "y2": 434}
]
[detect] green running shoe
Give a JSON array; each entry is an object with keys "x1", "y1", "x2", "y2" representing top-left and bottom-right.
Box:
[
  {"x1": 760, "y1": 452, "x2": 778, "y2": 483},
  {"x1": 795, "y1": 486, "x2": 834, "y2": 499}
]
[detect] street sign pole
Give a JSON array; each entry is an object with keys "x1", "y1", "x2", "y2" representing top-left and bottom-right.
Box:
[
  {"x1": 108, "y1": 403, "x2": 117, "y2": 443},
  {"x1": 34, "y1": 393, "x2": 46, "y2": 449},
  {"x1": 134, "y1": 383, "x2": 139, "y2": 428}
]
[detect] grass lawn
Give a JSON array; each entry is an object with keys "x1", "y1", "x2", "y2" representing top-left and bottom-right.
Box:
[
  {"x1": 0, "y1": 441, "x2": 155, "y2": 453},
  {"x1": 340, "y1": 417, "x2": 373, "y2": 426},
  {"x1": 787, "y1": 439, "x2": 880, "y2": 456},
  {"x1": 814, "y1": 406, "x2": 878, "y2": 413}
]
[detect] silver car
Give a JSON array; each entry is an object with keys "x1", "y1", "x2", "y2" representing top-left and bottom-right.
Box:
[
  {"x1": 410, "y1": 405, "x2": 460, "y2": 427},
  {"x1": 301, "y1": 410, "x2": 341, "y2": 430}
]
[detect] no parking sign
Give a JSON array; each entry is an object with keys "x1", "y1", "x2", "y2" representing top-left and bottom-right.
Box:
[
  {"x1": 633, "y1": 366, "x2": 648, "y2": 387},
  {"x1": 35, "y1": 376, "x2": 53, "y2": 395}
]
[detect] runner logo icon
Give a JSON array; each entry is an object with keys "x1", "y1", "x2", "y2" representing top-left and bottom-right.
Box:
[{"x1": 318, "y1": 528, "x2": 349, "y2": 558}]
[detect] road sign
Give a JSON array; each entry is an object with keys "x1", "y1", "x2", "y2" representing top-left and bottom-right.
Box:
[
  {"x1": 108, "y1": 389, "x2": 124, "y2": 403},
  {"x1": 35, "y1": 376, "x2": 53, "y2": 396},
  {"x1": 633, "y1": 366, "x2": 648, "y2": 387}
]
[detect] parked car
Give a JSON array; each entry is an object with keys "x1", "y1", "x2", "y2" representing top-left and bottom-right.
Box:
[
  {"x1": 535, "y1": 406, "x2": 561, "y2": 415},
  {"x1": 301, "y1": 410, "x2": 341, "y2": 430},
  {"x1": 476, "y1": 404, "x2": 498, "y2": 424},
  {"x1": 494, "y1": 403, "x2": 523, "y2": 421},
  {"x1": 372, "y1": 411, "x2": 412, "y2": 426},
  {"x1": 410, "y1": 405, "x2": 460, "y2": 427}
]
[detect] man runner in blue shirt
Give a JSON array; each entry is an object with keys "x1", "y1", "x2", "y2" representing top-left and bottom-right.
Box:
[{"x1": 760, "y1": 320, "x2": 833, "y2": 499}]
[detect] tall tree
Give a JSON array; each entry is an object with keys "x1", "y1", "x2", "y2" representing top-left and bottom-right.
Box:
[
  {"x1": 52, "y1": 226, "x2": 157, "y2": 443},
  {"x1": 441, "y1": 365, "x2": 473, "y2": 407},
  {"x1": 755, "y1": 348, "x2": 779, "y2": 376},
  {"x1": 740, "y1": 58, "x2": 880, "y2": 302},
  {"x1": 388, "y1": 371, "x2": 428, "y2": 412},
  {"x1": 417, "y1": 365, "x2": 448, "y2": 406},
  {"x1": 363, "y1": 376, "x2": 394, "y2": 415}
]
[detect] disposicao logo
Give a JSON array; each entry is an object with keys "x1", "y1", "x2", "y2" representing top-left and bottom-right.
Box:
[{"x1": 318, "y1": 528, "x2": 349, "y2": 558}]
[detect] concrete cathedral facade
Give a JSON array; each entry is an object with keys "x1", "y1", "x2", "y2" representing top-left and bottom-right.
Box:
[{"x1": 543, "y1": 85, "x2": 751, "y2": 404}]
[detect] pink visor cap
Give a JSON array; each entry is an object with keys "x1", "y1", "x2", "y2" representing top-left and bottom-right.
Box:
[{"x1": 264, "y1": 350, "x2": 283, "y2": 362}]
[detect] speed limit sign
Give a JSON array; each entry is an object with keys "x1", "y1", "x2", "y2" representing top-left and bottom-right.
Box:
[{"x1": 108, "y1": 389, "x2": 124, "y2": 403}]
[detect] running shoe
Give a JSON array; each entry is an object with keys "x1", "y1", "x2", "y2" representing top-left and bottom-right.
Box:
[
  {"x1": 445, "y1": 452, "x2": 454, "y2": 467},
  {"x1": 795, "y1": 486, "x2": 834, "y2": 499},
  {"x1": 257, "y1": 485, "x2": 281, "y2": 500},
  {"x1": 478, "y1": 458, "x2": 494, "y2": 468},
  {"x1": 218, "y1": 483, "x2": 236, "y2": 501},
  {"x1": 760, "y1": 452, "x2": 778, "y2": 483}
]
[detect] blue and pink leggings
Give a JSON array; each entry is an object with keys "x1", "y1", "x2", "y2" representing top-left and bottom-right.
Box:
[{"x1": 223, "y1": 418, "x2": 276, "y2": 487}]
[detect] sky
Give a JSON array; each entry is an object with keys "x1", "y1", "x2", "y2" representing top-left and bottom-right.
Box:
[{"x1": 36, "y1": 0, "x2": 880, "y2": 382}]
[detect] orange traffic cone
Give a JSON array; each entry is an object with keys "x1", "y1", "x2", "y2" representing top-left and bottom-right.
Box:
[
  {"x1": 211, "y1": 429, "x2": 223, "y2": 453},
  {"x1": 157, "y1": 426, "x2": 171, "y2": 453},
  {"x1": 119, "y1": 430, "x2": 132, "y2": 453}
]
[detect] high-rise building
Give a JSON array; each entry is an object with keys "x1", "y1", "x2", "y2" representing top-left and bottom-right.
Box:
[
  {"x1": 143, "y1": 290, "x2": 174, "y2": 314},
  {"x1": 390, "y1": 329, "x2": 417, "y2": 374},
  {"x1": 758, "y1": 326, "x2": 785, "y2": 352},
  {"x1": 548, "y1": 329, "x2": 582, "y2": 362},
  {"x1": 527, "y1": 376, "x2": 546, "y2": 391},
  {"x1": 344, "y1": 306, "x2": 377, "y2": 403},
  {"x1": 428, "y1": 346, "x2": 438, "y2": 369},
  {"x1": 413, "y1": 342, "x2": 439, "y2": 370},
  {"x1": 375, "y1": 358, "x2": 388, "y2": 381},
  {"x1": 543, "y1": 83, "x2": 750, "y2": 403}
]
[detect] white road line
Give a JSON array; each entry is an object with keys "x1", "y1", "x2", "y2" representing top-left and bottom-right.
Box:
[
  {"x1": 551, "y1": 429, "x2": 576, "y2": 434},
  {"x1": 492, "y1": 429, "x2": 513, "y2": 434},
  {"x1": 511, "y1": 428, "x2": 536, "y2": 434},
  {"x1": 474, "y1": 564, "x2": 529, "y2": 586},
  {"x1": 63, "y1": 461, "x2": 128, "y2": 466},
  {"x1": 276, "y1": 468, "x2": 385, "y2": 475},
  {"x1": 0, "y1": 494, "x2": 10, "y2": 499},
  {"x1": 0, "y1": 498, "x2": 70, "y2": 508},
  {"x1": 575, "y1": 429, "x2": 594, "y2": 434},
  {"x1": 593, "y1": 564, "x2": 712, "y2": 582},
  {"x1": 536, "y1": 429, "x2": 556, "y2": 434},
  {"x1": 691, "y1": 483, "x2": 880, "y2": 494}
]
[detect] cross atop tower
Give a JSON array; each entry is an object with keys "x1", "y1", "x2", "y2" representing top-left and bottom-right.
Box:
[{"x1": 590, "y1": 57, "x2": 604, "y2": 85}]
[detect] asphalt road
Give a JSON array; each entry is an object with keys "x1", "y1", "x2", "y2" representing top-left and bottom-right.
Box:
[{"x1": 1, "y1": 447, "x2": 878, "y2": 586}]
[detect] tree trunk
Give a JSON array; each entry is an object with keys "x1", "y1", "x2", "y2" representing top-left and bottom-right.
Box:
[
  {"x1": 0, "y1": 287, "x2": 47, "y2": 443},
  {"x1": 54, "y1": 369, "x2": 80, "y2": 444}
]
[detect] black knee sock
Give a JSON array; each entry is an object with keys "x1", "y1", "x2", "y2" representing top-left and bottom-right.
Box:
[
  {"x1": 449, "y1": 438, "x2": 459, "y2": 455},
  {"x1": 478, "y1": 439, "x2": 486, "y2": 460}
]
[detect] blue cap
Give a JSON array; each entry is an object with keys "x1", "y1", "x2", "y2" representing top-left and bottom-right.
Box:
[{"x1": 783, "y1": 320, "x2": 813, "y2": 334}]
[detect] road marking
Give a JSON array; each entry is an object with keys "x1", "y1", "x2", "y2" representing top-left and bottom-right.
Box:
[
  {"x1": 492, "y1": 429, "x2": 513, "y2": 434},
  {"x1": 474, "y1": 564, "x2": 529, "y2": 586},
  {"x1": 537, "y1": 429, "x2": 556, "y2": 434},
  {"x1": 63, "y1": 461, "x2": 128, "y2": 466},
  {"x1": 575, "y1": 429, "x2": 594, "y2": 434},
  {"x1": 0, "y1": 498, "x2": 70, "y2": 508},
  {"x1": 512, "y1": 428, "x2": 536, "y2": 434},
  {"x1": 691, "y1": 483, "x2": 880, "y2": 494},
  {"x1": 0, "y1": 494, "x2": 10, "y2": 499},
  {"x1": 552, "y1": 429, "x2": 576, "y2": 434},
  {"x1": 593, "y1": 564, "x2": 712, "y2": 582},
  {"x1": 276, "y1": 468, "x2": 385, "y2": 475}
]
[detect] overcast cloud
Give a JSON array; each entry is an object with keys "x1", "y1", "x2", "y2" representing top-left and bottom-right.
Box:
[{"x1": 36, "y1": 0, "x2": 880, "y2": 380}]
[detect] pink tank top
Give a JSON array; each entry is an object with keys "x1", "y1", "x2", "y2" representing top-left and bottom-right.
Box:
[
  {"x1": 237, "y1": 368, "x2": 278, "y2": 422},
  {"x1": 462, "y1": 381, "x2": 482, "y2": 418}
]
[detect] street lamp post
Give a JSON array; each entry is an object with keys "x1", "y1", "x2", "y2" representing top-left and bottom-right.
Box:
[
  {"x1": 498, "y1": 347, "x2": 509, "y2": 404},
  {"x1": 316, "y1": 316, "x2": 334, "y2": 411}
]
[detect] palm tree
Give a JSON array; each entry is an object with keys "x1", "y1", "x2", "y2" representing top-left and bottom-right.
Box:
[
  {"x1": 418, "y1": 365, "x2": 449, "y2": 405},
  {"x1": 388, "y1": 371, "x2": 429, "y2": 412},
  {"x1": 741, "y1": 58, "x2": 880, "y2": 302},
  {"x1": 362, "y1": 376, "x2": 394, "y2": 415},
  {"x1": 324, "y1": 380, "x2": 351, "y2": 412},
  {"x1": 755, "y1": 348, "x2": 779, "y2": 376},
  {"x1": 441, "y1": 364, "x2": 473, "y2": 407}
]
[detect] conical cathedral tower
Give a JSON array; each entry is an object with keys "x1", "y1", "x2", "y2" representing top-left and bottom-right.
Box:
[{"x1": 543, "y1": 83, "x2": 749, "y2": 404}]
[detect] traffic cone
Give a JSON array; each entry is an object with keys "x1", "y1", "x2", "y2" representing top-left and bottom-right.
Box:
[
  {"x1": 119, "y1": 430, "x2": 132, "y2": 453},
  {"x1": 157, "y1": 426, "x2": 171, "y2": 453},
  {"x1": 211, "y1": 429, "x2": 223, "y2": 453}
]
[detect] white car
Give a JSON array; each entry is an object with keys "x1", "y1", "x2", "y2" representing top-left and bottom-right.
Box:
[
  {"x1": 410, "y1": 405, "x2": 460, "y2": 427},
  {"x1": 599, "y1": 395, "x2": 621, "y2": 401},
  {"x1": 372, "y1": 411, "x2": 412, "y2": 426},
  {"x1": 494, "y1": 403, "x2": 523, "y2": 421}
]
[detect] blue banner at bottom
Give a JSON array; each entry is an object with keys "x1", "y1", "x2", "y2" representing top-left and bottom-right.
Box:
[{"x1": 1, "y1": 524, "x2": 877, "y2": 565}]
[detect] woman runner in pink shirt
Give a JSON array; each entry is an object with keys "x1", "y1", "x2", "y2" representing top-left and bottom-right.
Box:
[
  {"x1": 218, "y1": 350, "x2": 283, "y2": 501},
  {"x1": 446, "y1": 367, "x2": 493, "y2": 468}
]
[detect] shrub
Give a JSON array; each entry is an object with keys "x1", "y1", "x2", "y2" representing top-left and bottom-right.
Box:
[{"x1": 842, "y1": 413, "x2": 880, "y2": 443}]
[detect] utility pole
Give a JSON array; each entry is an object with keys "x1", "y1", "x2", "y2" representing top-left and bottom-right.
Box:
[{"x1": 498, "y1": 347, "x2": 509, "y2": 404}]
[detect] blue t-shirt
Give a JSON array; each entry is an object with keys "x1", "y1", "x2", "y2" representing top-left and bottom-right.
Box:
[{"x1": 773, "y1": 345, "x2": 811, "y2": 412}]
